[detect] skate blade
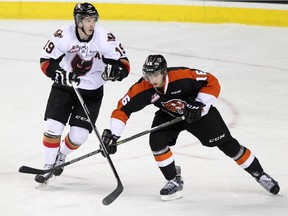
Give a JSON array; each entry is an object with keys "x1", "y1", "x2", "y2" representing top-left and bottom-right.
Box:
[
  {"x1": 161, "y1": 191, "x2": 183, "y2": 202},
  {"x1": 35, "y1": 182, "x2": 48, "y2": 189},
  {"x1": 274, "y1": 192, "x2": 283, "y2": 197},
  {"x1": 35, "y1": 178, "x2": 52, "y2": 189}
]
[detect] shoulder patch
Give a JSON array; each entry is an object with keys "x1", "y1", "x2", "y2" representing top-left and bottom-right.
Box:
[{"x1": 53, "y1": 29, "x2": 63, "y2": 38}]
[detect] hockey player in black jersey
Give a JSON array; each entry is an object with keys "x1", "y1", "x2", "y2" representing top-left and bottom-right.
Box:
[{"x1": 101, "y1": 54, "x2": 280, "y2": 201}]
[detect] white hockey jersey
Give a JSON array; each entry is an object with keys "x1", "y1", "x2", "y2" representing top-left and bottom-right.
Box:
[{"x1": 40, "y1": 23, "x2": 128, "y2": 90}]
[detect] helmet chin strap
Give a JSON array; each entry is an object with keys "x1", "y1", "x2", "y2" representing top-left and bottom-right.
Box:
[
  {"x1": 81, "y1": 27, "x2": 89, "y2": 36},
  {"x1": 77, "y1": 21, "x2": 90, "y2": 36},
  {"x1": 79, "y1": 26, "x2": 89, "y2": 36},
  {"x1": 157, "y1": 77, "x2": 165, "y2": 89}
]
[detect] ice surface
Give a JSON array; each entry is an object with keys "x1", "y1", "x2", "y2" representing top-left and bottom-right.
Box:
[{"x1": 0, "y1": 20, "x2": 287, "y2": 216}]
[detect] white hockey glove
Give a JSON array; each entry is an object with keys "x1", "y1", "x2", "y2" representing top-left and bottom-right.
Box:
[{"x1": 53, "y1": 69, "x2": 80, "y2": 87}]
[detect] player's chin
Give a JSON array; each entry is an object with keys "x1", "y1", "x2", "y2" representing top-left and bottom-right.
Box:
[
  {"x1": 87, "y1": 30, "x2": 94, "y2": 35},
  {"x1": 152, "y1": 83, "x2": 161, "y2": 88}
]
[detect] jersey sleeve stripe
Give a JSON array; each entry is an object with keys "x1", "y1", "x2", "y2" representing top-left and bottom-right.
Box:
[
  {"x1": 168, "y1": 68, "x2": 220, "y2": 98},
  {"x1": 40, "y1": 61, "x2": 49, "y2": 75}
]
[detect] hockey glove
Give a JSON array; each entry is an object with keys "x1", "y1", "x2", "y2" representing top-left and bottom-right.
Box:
[
  {"x1": 53, "y1": 69, "x2": 80, "y2": 87},
  {"x1": 101, "y1": 64, "x2": 124, "y2": 81},
  {"x1": 101, "y1": 129, "x2": 120, "y2": 156},
  {"x1": 183, "y1": 101, "x2": 205, "y2": 123},
  {"x1": 168, "y1": 138, "x2": 177, "y2": 146}
]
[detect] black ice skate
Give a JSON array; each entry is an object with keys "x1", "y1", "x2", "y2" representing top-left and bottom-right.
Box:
[
  {"x1": 256, "y1": 172, "x2": 280, "y2": 195},
  {"x1": 175, "y1": 165, "x2": 181, "y2": 176},
  {"x1": 160, "y1": 170, "x2": 184, "y2": 201},
  {"x1": 34, "y1": 164, "x2": 54, "y2": 188},
  {"x1": 54, "y1": 150, "x2": 66, "y2": 176}
]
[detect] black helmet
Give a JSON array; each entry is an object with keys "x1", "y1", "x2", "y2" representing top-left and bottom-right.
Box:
[
  {"x1": 142, "y1": 55, "x2": 167, "y2": 77},
  {"x1": 74, "y1": 2, "x2": 99, "y2": 25}
]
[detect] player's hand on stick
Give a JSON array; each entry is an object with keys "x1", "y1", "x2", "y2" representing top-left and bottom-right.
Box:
[
  {"x1": 183, "y1": 101, "x2": 205, "y2": 123},
  {"x1": 53, "y1": 69, "x2": 80, "y2": 87},
  {"x1": 101, "y1": 129, "x2": 120, "y2": 156},
  {"x1": 101, "y1": 64, "x2": 123, "y2": 81}
]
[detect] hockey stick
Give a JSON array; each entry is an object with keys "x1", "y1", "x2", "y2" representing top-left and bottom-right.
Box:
[
  {"x1": 70, "y1": 81, "x2": 123, "y2": 205},
  {"x1": 19, "y1": 116, "x2": 184, "y2": 175},
  {"x1": 19, "y1": 149, "x2": 102, "y2": 175},
  {"x1": 115, "y1": 115, "x2": 185, "y2": 146}
]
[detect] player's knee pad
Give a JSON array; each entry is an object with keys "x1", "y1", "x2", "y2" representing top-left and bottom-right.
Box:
[
  {"x1": 149, "y1": 131, "x2": 176, "y2": 151},
  {"x1": 44, "y1": 118, "x2": 65, "y2": 137},
  {"x1": 69, "y1": 126, "x2": 89, "y2": 146},
  {"x1": 168, "y1": 138, "x2": 177, "y2": 146},
  {"x1": 217, "y1": 138, "x2": 241, "y2": 158}
]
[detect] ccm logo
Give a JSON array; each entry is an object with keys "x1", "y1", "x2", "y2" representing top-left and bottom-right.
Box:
[
  {"x1": 209, "y1": 133, "x2": 225, "y2": 143},
  {"x1": 75, "y1": 115, "x2": 89, "y2": 122},
  {"x1": 186, "y1": 104, "x2": 200, "y2": 109}
]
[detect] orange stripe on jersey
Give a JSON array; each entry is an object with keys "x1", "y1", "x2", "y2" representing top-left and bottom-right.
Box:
[
  {"x1": 236, "y1": 148, "x2": 251, "y2": 166},
  {"x1": 126, "y1": 79, "x2": 152, "y2": 101},
  {"x1": 40, "y1": 61, "x2": 49, "y2": 75},
  {"x1": 168, "y1": 68, "x2": 220, "y2": 98},
  {"x1": 42, "y1": 135, "x2": 60, "y2": 148},
  {"x1": 111, "y1": 79, "x2": 153, "y2": 124},
  {"x1": 120, "y1": 58, "x2": 130, "y2": 72},
  {"x1": 111, "y1": 67, "x2": 220, "y2": 123},
  {"x1": 111, "y1": 109, "x2": 129, "y2": 124},
  {"x1": 154, "y1": 150, "x2": 173, "y2": 162},
  {"x1": 200, "y1": 73, "x2": 221, "y2": 98},
  {"x1": 64, "y1": 134, "x2": 79, "y2": 150}
]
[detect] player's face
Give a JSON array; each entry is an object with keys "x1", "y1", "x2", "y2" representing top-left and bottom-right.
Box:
[
  {"x1": 145, "y1": 71, "x2": 165, "y2": 88},
  {"x1": 81, "y1": 16, "x2": 97, "y2": 35}
]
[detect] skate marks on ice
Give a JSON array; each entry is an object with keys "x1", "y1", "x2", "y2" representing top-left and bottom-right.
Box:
[{"x1": 0, "y1": 20, "x2": 288, "y2": 216}]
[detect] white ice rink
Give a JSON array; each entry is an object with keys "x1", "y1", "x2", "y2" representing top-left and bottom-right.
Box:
[{"x1": 0, "y1": 20, "x2": 288, "y2": 216}]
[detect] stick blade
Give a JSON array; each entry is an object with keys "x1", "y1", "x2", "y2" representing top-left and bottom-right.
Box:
[
  {"x1": 102, "y1": 181, "x2": 124, "y2": 205},
  {"x1": 18, "y1": 166, "x2": 44, "y2": 175}
]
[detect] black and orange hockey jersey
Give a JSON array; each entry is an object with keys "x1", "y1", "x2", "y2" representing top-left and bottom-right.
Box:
[{"x1": 109, "y1": 67, "x2": 221, "y2": 136}]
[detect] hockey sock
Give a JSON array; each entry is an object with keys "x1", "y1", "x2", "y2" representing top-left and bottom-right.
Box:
[
  {"x1": 152, "y1": 146, "x2": 177, "y2": 180},
  {"x1": 59, "y1": 133, "x2": 80, "y2": 155},
  {"x1": 234, "y1": 146, "x2": 263, "y2": 177},
  {"x1": 159, "y1": 162, "x2": 178, "y2": 180},
  {"x1": 42, "y1": 132, "x2": 61, "y2": 164}
]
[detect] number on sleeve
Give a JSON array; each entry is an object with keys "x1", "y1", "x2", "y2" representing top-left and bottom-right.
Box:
[
  {"x1": 122, "y1": 95, "x2": 130, "y2": 106},
  {"x1": 195, "y1": 69, "x2": 208, "y2": 81},
  {"x1": 43, "y1": 40, "x2": 55, "y2": 54},
  {"x1": 115, "y1": 43, "x2": 126, "y2": 57}
]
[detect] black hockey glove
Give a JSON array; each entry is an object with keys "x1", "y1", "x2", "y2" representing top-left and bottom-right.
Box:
[
  {"x1": 101, "y1": 129, "x2": 120, "y2": 156},
  {"x1": 183, "y1": 101, "x2": 205, "y2": 123},
  {"x1": 101, "y1": 64, "x2": 125, "y2": 81},
  {"x1": 53, "y1": 69, "x2": 80, "y2": 87}
]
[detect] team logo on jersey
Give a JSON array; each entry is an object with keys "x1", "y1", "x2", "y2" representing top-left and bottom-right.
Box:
[
  {"x1": 71, "y1": 54, "x2": 93, "y2": 76},
  {"x1": 151, "y1": 93, "x2": 160, "y2": 103},
  {"x1": 68, "y1": 45, "x2": 80, "y2": 53},
  {"x1": 107, "y1": 33, "x2": 116, "y2": 42},
  {"x1": 53, "y1": 29, "x2": 63, "y2": 38},
  {"x1": 161, "y1": 99, "x2": 187, "y2": 114},
  {"x1": 80, "y1": 46, "x2": 88, "y2": 57}
]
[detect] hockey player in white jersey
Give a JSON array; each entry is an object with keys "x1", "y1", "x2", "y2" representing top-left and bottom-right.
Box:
[{"x1": 35, "y1": 2, "x2": 130, "y2": 186}]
